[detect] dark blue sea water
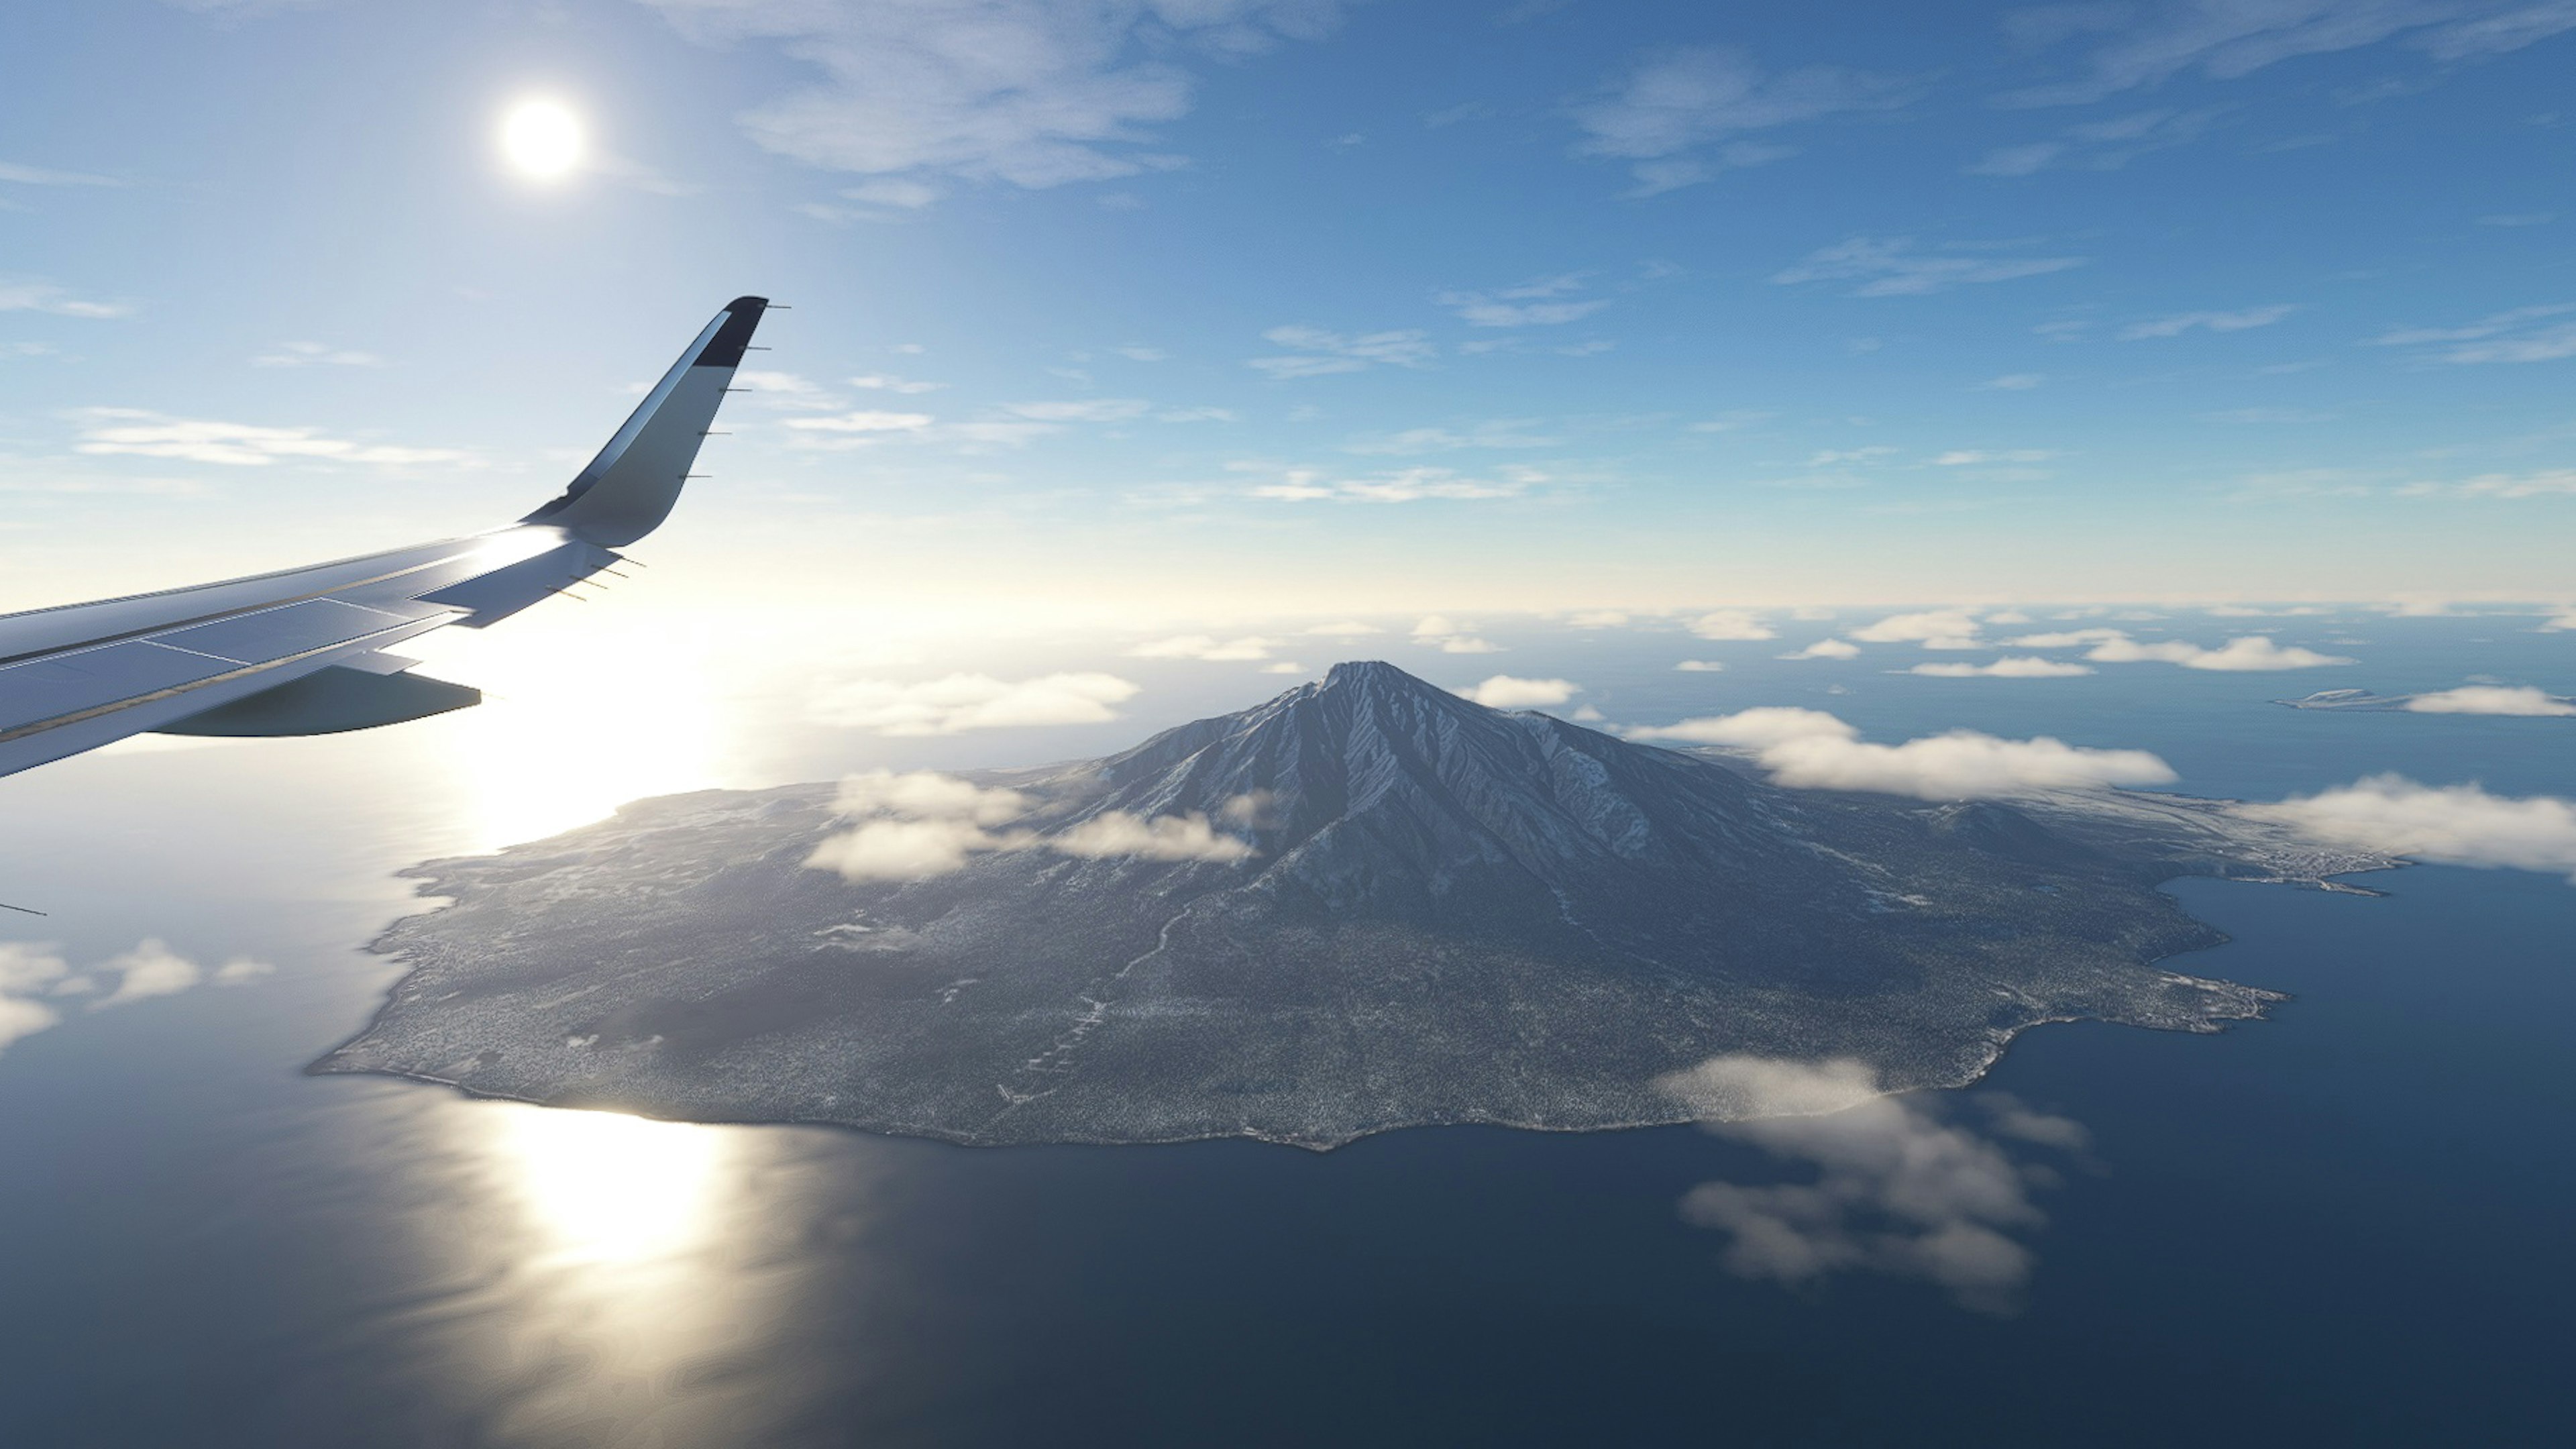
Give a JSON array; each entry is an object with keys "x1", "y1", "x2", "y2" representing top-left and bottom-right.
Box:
[{"x1": 2, "y1": 612, "x2": 2569, "y2": 1446}]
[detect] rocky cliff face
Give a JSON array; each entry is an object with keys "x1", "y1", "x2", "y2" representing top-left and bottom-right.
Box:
[{"x1": 315, "y1": 662, "x2": 2383, "y2": 1148}]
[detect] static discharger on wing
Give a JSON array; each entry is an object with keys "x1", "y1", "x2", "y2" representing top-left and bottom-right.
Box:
[{"x1": 0, "y1": 296, "x2": 774, "y2": 784}]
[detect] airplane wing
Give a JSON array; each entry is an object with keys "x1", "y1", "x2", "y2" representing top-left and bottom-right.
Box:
[{"x1": 0, "y1": 295, "x2": 769, "y2": 782}]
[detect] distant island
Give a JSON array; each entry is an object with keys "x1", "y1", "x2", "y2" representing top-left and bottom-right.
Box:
[{"x1": 315, "y1": 662, "x2": 2391, "y2": 1148}]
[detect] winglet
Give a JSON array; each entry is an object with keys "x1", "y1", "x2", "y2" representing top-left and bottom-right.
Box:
[{"x1": 521, "y1": 296, "x2": 769, "y2": 547}]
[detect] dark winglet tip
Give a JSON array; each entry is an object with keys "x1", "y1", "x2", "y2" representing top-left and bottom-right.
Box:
[{"x1": 693, "y1": 297, "x2": 771, "y2": 369}]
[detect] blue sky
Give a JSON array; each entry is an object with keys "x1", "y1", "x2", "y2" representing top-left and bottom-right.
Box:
[{"x1": 5, "y1": 0, "x2": 2574, "y2": 621}]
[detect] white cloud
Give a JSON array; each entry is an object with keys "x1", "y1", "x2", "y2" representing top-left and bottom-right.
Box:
[
  {"x1": 1849, "y1": 609, "x2": 1985, "y2": 648},
  {"x1": 72, "y1": 409, "x2": 470, "y2": 468},
  {"x1": 1780, "y1": 637, "x2": 1862, "y2": 661},
  {"x1": 1409, "y1": 614, "x2": 1501, "y2": 654},
  {"x1": 638, "y1": 0, "x2": 1348, "y2": 195},
  {"x1": 1994, "y1": 1, "x2": 2576, "y2": 108},
  {"x1": 2400, "y1": 685, "x2": 2575, "y2": 716},
  {"x1": 1456, "y1": 675, "x2": 1578, "y2": 708},
  {"x1": 2369, "y1": 303, "x2": 2576, "y2": 364},
  {"x1": 2245, "y1": 775, "x2": 2576, "y2": 882},
  {"x1": 1687, "y1": 608, "x2": 1776, "y2": 641},
  {"x1": 2537, "y1": 608, "x2": 2576, "y2": 633},
  {"x1": 1910, "y1": 657, "x2": 2096, "y2": 678},
  {"x1": 806, "y1": 816, "x2": 1007, "y2": 881},
  {"x1": 1935, "y1": 449, "x2": 2057, "y2": 466},
  {"x1": 1660, "y1": 1055, "x2": 2084, "y2": 1311},
  {"x1": 1258, "y1": 661, "x2": 1306, "y2": 675},
  {"x1": 2118, "y1": 303, "x2": 2296, "y2": 339},
  {"x1": 1004, "y1": 397, "x2": 1152, "y2": 422},
  {"x1": 2081, "y1": 633, "x2": 2354, "y2": 671},
  {"x1": 0, "y1": 278, "x2": 131, "y2": 319},
  {"x1": 1128, "y1": 634, "x2": 1275, "y2": 661},
  {"x1": 251, "y1": 340, "x2": 383, "y2": 368},
  {"x1": 1249, "y1": 325, "x2": 1436, "y2": 378},
  {"x1": 1342, "y1": 421, "x2": 1557, "y2": 455},
  {"x1": 806, "y1": 769, "x2": 1253, "y2": 879},
  {"x1": 1772, "y1": 237, "x2": 2084, "y2": 297},
  {"x1": 810, "y1": 672, "x2": 1141, "y2": 735},
  {"x1": 1633, "y1": 707, "x2": 2175, "y2": 799},
  {"x1": 1436, "y1": 276, "x2": 1608, "y2": 327},
  {"x1": 1808, "y1": 445, "x2": 1898, "y2": 466},
  {"x1": 1674, "y1": 659, "x2": 1728, "y2": 672},
  {"x1": 213, "y1": 957, "x2": 275, "y2": 985},
  {"x1": 1566, "y1": 609, "x2": 1630, "y2": 628},
  {"x1": 782, "y1": 409, "x2": 935, "y2": 434},
  {"x1": 93, "y1": 940, "x2": 204, "y2": 1006},
  {"x1": 1571, "y1": 46, "x2": 1909, "y2": 196},
  {"x1": 1051, "y1": 810, "x2": 1254, "y2": 862},
  {"x1": 2400, "y1": 468, "x2": 2576, "y2": 499},
  {"x1": 1967, "y1": 105, "x2": 2226, "y2": 175},
  {"x1": 1251, "y1": 465, "x2": 1531, "y2": 503},
  {"x1": 849, "y1": 372, "x2": 944, "y2": 394}
]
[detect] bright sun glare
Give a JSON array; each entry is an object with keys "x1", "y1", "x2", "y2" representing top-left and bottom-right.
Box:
[{"x1": 499, "y1": 98, "x2": 585, "y2": 181}]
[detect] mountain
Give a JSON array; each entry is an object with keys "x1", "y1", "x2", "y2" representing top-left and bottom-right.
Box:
[{"x1": 315, "y1": 661, "x2": 2385, "y2": 1148}]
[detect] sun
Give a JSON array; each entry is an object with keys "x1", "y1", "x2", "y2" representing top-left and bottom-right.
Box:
[{"x1": 498, "y1": 98, "x2": 585, "y2": 182}]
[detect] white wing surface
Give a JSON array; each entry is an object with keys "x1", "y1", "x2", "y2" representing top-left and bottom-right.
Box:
[{"x1": 0, "y1": 295, "x2": 770, "y2": 780}]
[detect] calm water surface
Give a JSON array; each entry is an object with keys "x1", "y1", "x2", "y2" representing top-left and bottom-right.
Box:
[{"x1": 2, "y1": 615, "x2": 2569, "y2": 1446}]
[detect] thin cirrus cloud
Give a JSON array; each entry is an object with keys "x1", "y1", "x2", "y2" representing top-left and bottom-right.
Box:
[
  {"x1": 1250, "y1": 465, "x2": 1534, "y2": 504},
  {"x1": 1248, "y1": 325, "x2": 1436, "y2": 379},
  {"x1": 1128, "y1": 634, "x2": 1277, "y2": 661},
  {"x1": 0, "y1": 277, "x2": 131, "y2": 319},
  {"x1": 1992, "y1": 0, "x2": 2576, "y2": 109},
  {"x1": 250, "y1": 341, "x2": 384, "y2": 368},
  {"x1": 809, "y1": 672, "x2": 1142, "y2": 735},
  {"x1": 1435, "y1": 274, "x2": 1608, "y2": 327},
  {"x1": 72, "y1": 409, "x2": 472, "y2": 468},
  {"x1": 635, "y1": 0, "x2": 1350, "y2": 197},
  {"x1": 1658, "y1": 1054, "x2": 2090, "y2": 1312},
  {"x1": 1629, "y1": 706, "x2": 2177, "y2": 799},
  {"x1": 1454, "y1": 674, "x2": 1578, "y2": 708},
  {"x1": 1967, "y1": 105, "x2": 2226, "y2": 176},
  {"x1": 1, "y1": 939, "x2": 272, "y2": 1058},
  {"x1": 1772, "y1": 238, "x2": 2084, "y2": 297},
  {"x1": 2368, "y1": 304, "x2": 2576, "y2": 365},
  {"x1": 1570, "y1": 46, "x2": 1912, "y2": 197},
  {"x1": 2398, "y1": 468, "x2": 2576, "y2": 499},
  {"x1": 803, "y1": 768, "x2": 1254, "y2": 882},
  {"x1": 2117, "y1": 303, "x2": 2295, "y2": 339}
]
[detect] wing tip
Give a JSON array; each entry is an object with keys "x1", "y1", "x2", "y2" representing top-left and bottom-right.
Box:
[{"x1": 693, "y1": 297, "x2": 771, "y2": 370}]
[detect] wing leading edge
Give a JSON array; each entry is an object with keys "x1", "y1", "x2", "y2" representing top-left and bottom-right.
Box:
[{"x1": 0, "y1": 296, "x2": 769, "y2": 781}]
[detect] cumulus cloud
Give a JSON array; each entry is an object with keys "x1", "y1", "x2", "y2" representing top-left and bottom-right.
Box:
[
  {"x1": 1772, "y1": 237, "x2": 2084, "y2": 297},
  {"x1": 1, "y1": 938, "x2": 270, "y2": 1056},
  {"x1": 1780, "y1": 637, "x2": 1862, "y2": 661},
  {"x1": 1128, "y1": 634, "x2": 1276, "y2": 661},
  {"x1": 1456, "y1": 675, "x2": 1579, "y2": 708},
  {"x1": 1570, "y1": 46, "x2": 1909, "y2": 196},
  {"x1": 2117, "y1": 303, "x2": 2296, "y2": 339},
  {"x1": 1051, "y1": 810, "x2": 1254, "y2": 862},
  {"x1": 1248, "y1": 325, "x2": 1434, "y2": 378},
  {"x1": 1687, "y1": 608, "x2": 1776, "y2": 641},
  {"x1": 73, "y1": 409, "x2": 470, "y2": 468},
  {"x1": 810, "y1": 672, "x2": 1141, "y2": 735},
  {"x1": 806, "y1": 769, "x2": 1254, "y2": 880},
  {"x1": 2398, "y1": 685, "x2": 2575, "y2": 716},
  {"x1": 1411, "y1": 615, "x2": 1502, "y2": 654},
  {"x1": 1674, "y1": 659, "x2": 1728, "y2": 672},
  {"x1": 2078, "y1": 633, "x2": 2353, "y2": 671},
  {"x1": 1632, "y1": 708, "x2": 2174, "y2": 799},
  {"x1": 1660, "y1": 1055, "x2": 2086, "y2": 1311},
  {"x1": 2245, "y1": 775, "x2": 2576, "y2": 882},
  {"x1": 638, "y1": 0, "x2": 1348, "y2": 195},
  {"x1": 1910, "y1": 657, "x2": 2095, "y2": 678},
  {"x1": 1850, "y1": 609, "x2": 1985, "y2": 649}
]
